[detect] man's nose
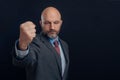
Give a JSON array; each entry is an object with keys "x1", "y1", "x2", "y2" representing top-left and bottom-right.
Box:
[{"x1": 50, "y1": 23, "x2": 55, "y2": 29}]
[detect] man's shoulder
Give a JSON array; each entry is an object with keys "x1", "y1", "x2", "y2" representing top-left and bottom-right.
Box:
[
  {"x1": 31, "y1": 32, "x2": 47, "y2": 45},
  {"x1": 30, "y1": 33, "x2": 42, "y2": 46},
  {"x1": 59, "y1": 38, "x2": 68, "y2": 47}
]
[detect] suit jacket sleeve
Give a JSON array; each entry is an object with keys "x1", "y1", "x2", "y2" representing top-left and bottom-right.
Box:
[{"x1": 12, "y1": 37, "x2": 39, "y2": 68}]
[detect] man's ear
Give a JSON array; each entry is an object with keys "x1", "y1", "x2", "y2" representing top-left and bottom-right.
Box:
[
  {"x1": 61, "y1": 20, "x2": 63, "y2": 25},
  {"x1": 39, "y1": 20, "x2": 42, "y2": 26}
]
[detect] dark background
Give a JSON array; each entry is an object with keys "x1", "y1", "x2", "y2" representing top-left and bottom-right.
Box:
[{"x1": 0, "y1": 0, "x2": 120, "y2": 80}]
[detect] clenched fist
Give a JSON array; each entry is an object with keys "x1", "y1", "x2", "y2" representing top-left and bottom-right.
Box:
[{"x1": 19, "y1": 21, "x2": 36, "y2": 50}]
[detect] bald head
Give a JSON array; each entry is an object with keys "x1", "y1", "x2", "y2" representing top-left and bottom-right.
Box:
[
  {"x1": 41, "y1": 7, "x2": 62, "y2": 21},
  {"x1": 40, "y1": 7, "x2": 63, "y2": 39}
]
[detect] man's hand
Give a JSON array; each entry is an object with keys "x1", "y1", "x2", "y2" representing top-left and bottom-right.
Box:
[{"x1": 19, "y1": 21, "x2": 36, "y2": 50}]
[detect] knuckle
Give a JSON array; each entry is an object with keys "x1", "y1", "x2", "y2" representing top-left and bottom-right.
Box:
[
  {"x1": 31, "y1": 24, "x2": 36, "y2": 28},
  {"x1": 34, "y1": 29, "x2": 36, "y2": 32},
  {"x1": 20, "y1": 24, "x2": 24, "y2": 29},
  {"x1": 25, "y1": 21, "x2": 32, "y2": 24},
  {"x1": 33, "y1": 29, "x2": 36, "y2": 33}
]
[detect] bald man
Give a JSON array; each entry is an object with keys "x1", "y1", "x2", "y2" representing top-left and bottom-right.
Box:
[{"x1": 12, "y1": 7, "x2": 69, "y2": 80}]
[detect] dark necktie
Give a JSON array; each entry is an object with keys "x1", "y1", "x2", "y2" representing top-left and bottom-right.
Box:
[{"x1": 53, "y1": 40, "x2": 60, "y2": 55}]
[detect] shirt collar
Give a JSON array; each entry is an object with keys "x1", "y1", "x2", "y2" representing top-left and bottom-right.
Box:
[{"x1": 49, "y1": 36, "x2": 59, "y2": 45}]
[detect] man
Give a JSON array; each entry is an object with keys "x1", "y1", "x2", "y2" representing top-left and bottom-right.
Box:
[{"x1": 12, "y1": 6, "x2": 69, "y2": 80}]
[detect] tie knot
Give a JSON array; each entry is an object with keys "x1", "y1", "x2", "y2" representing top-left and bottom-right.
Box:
[{"x1": 53, "y1": 40, "x2": 59, "y2": 47}]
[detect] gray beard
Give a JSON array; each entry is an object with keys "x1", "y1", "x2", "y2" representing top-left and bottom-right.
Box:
[{"x1": 47, "y1": 33, "x2": 58, "y2": 39}]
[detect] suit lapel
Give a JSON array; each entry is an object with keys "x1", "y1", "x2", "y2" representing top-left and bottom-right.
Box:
[
  {"x1": 59, "y1": 39, "x2": 69, "y2": 64},
  {"x1": 39, "y1": 33, "x2": 62, "y2": 76},
  {"x1": 59, "y1": 39, "x2": 69, "y2": 79}
]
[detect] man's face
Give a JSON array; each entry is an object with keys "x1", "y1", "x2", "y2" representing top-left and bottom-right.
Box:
[{"x1": 40, "y1": 10, "x2": 62, "y2": 39}]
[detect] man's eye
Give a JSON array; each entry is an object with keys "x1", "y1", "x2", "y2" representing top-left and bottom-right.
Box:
[
  {"x1": 44, "y1": 22, "x2": 50, "y2": 24},
  {"x1": 54, "y1": 21, "x2": 59, "y2": 24}
]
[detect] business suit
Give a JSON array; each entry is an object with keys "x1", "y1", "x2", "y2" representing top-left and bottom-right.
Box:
[{"x1": 12, "y1": 32, "x2": 69, "y2": 80}]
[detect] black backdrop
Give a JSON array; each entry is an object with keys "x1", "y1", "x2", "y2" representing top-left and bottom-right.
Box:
[{"x1": 1, "y1": 0, "x2": 120, "y2": 80}]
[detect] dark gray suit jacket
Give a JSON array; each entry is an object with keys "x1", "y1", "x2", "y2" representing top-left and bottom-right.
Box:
[{"x1": 12, "y1": 32, "x2": 69, "y2": 80}]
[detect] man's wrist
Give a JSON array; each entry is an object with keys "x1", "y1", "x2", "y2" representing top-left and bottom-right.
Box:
[
  {"x1": 15, "y1": 40, "x2": 29, "y2": 58},
  {"x1": 17, "y1": 40, "x2": 28, "y2": 50}
]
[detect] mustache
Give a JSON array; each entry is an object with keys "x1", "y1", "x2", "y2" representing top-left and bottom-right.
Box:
[{"x1": 48, "y1": 30, "x2": 57, "y2": 33}]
